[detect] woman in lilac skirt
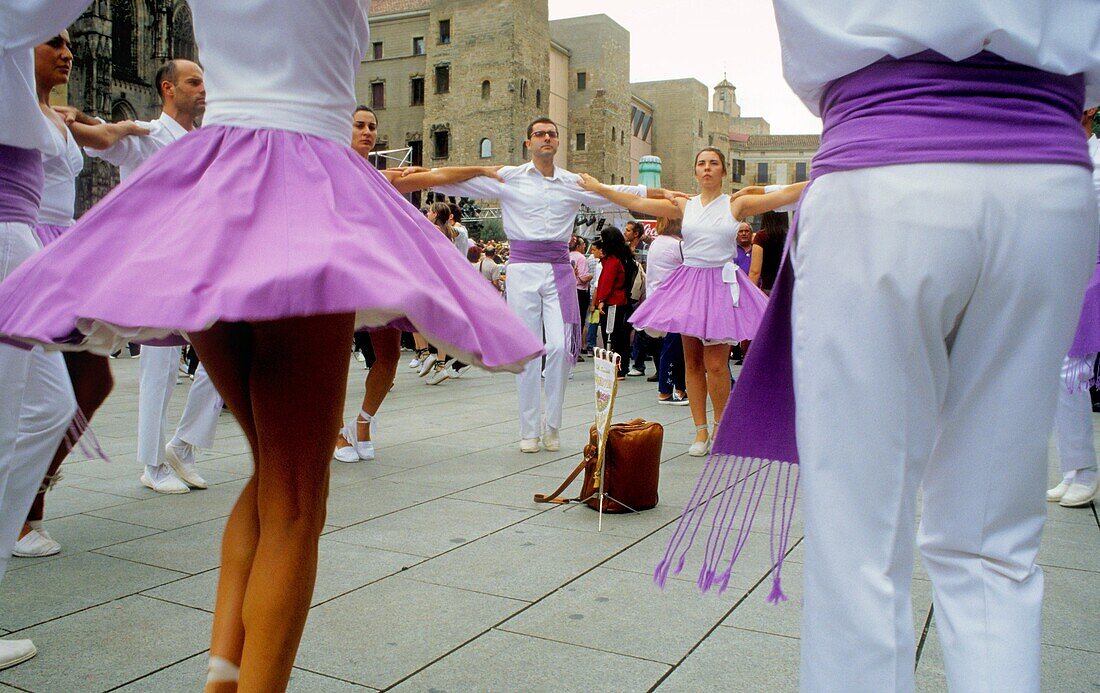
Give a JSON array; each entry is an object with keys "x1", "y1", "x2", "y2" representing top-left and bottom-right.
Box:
[
  {"x1": 579, "y1": 150, "x2": 804, "y2": 456},
  {"x1": 0, "y1": 2, "x2": 542, "y2": 689}
]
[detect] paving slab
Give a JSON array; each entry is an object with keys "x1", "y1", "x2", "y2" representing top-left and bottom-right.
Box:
[
  {"x1": 656, "y1": 625, "x2": 800, "y2": 692},
  {"x1": 3, "y1": 513, "x2": 160, "y2": 573},
  {"x1": 93, "y1": 517, "x2": 227, "y2": 575},
  {"x1": 86, "y1": 480, "x2": 244, "y2": 531},
  {"x1": 115, "y1": 654, "x2": 376, "y2": 692}
]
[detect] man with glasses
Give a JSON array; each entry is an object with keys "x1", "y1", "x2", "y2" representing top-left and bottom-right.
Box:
[{"x1": 435, "y1": 118, "x2": 677, "y2": 452}]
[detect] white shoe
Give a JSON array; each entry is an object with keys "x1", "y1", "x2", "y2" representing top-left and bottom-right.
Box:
[
  {"x1": 334, "y1": 412, "x2": 376, "y2": 462},
  {"x1": 418, "y1": 353, "x2": 439, "y2": 377},
  {"x1": 353, "y1": 351, "x2": 365, "y2": 363},
  {"x1": 1047, "y1": 478, "x2": 1074, "y2": 502},
  {"x1": 426, "y1": 361, "x2": 451, "y2": 385},
  {"x1": 627, "y1": 367, "x2": 645, "y2": 377},
  {"x1": 407, "y1": 357, "x2": 422, "y2": 369},
  {"x1": 12, "y1": 529, "x2": 60, "y2": 557},
  {"x1": 688, "y1": 425, "x2": 710, "y2": 457},
  {"x1": 520, "y1": 438, "x2": 540, "y2": 453},
  {"x1": 165, "y1": 443, "x2": 208, "y2": 489},
  {"x1": 0, "y1": 640, "x2": 36, "y2": 670},
  {"x1": 452, "y1": 364, "x2": 472, "y2": 378},
  {"x1": 542, "y1": 430, "x2": 560, "y2": 452},
  {"x1": 140, "y1": 466, "x2": 190, "y2": 494},
  {"x1": 1059, "y1": 478, "x2": 1100, "y2": 507}
]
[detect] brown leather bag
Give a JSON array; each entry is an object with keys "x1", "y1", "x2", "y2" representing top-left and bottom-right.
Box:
[{"x1": 534, "y1": 418, "x2": 663, "y2": 513}]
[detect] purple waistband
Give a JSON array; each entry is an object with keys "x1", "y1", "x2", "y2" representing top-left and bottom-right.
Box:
[
  {"x1": 0, "y1": 145, "x2": 44, "y2": 226},
  {"x1": 508, "y1": 240, "x2": 570, "y2": 265},
  {"x1": 814, "y1": 51, "x2": 1090, "y2": 176}
]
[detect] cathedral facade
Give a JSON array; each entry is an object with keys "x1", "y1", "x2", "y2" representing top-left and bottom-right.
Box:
[{"x1": 66, "y1": 1, "x2": 197, "y2": 213}]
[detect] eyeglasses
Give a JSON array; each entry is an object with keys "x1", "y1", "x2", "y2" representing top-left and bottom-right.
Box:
[{"x1": 530, "y1": 130, "x2": 559, "y2": 140}]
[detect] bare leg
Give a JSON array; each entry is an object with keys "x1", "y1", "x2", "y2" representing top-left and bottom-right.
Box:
[
  {"x1": 24, "y1": 352, "x2": 113, "y2": 529},
  {"x1": 703, "y1": 343, "x2": 733, "y2": 427},
  {"x1": 192, "y1": 323, "x2": 259, "y2": 693},
  {"x1": 239, "y1": 314, "x2": 352, "y2": 691},
  {"x1": 682, "y1": 336, "x2": 708, "y2": 444},
  {"x1": 335, "y1": 328, "x2": 400, "y2": 449}
]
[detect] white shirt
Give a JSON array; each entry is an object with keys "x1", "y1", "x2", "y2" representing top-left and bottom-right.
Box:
[
  {"x1": 38, "y1": 123, "x2": 84, "y2": 226},
  {"x1": 435, "y1": 162, "x2": 646, "y2": 243},
  {"x1": 0, "y1": 1, "x2": 93, "y2": 153},
  {"x1": 191, "y1": 0, "x2": 371, "y2": 145},
  {"x1": 681, "y1": 195, "x2": 739, "y2": 268},
  {"x1": 645, "y1": 234, "x2": 684, "y2": 298},
  {"x1": 773, "y1": 0, "x2": 1100, "y2": 113},
  {"x1": 85, "y1": 112, "x2": 188, "y2": 180},
  {"x1": 452, "y1": 224, "x2": 469, "y2": 255},
  {"x1": 1090, "y1": 135, "x2": 1100, "y2": 226}
]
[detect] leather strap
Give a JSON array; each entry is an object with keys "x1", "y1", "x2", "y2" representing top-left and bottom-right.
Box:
[{"x1": 533, "y1": 456, "x2": 589, "y2": 504}]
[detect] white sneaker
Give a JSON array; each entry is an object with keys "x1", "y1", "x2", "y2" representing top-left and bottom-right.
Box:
[
  {"x1": 12, "y1": 529, "x2": 60, "y2": 557},
  {"x1": 542, "y1": 430, "x2": 560, "y2": 452},
  {"x1": 165, "y1": 443, "x2": 208, "y2": 489},
  {"x1": 407, "y1": 356, "x2": 422, "y2": 369},
  {"x1": 520, "y1": 438, "x2": 540, "y2": 453},
  {"x1": 1047, "y1": 478, "x2": 1074, "y2": 502},
  {"x1": 426, "y1": 361, "x2": 451, "y2": 385},
  {"x1": 688, "y1": 426, "x2": 711, "y2": 457},
  {"x1": 452, "y1": 364, "x2": 472, "y2": 378},
  {"x1": 0, "y1": 640, "x2": 36, "y2": 670},
  {"x1": 140, "y1": 466, "x2": 190, "y2": 494},
  {"x1": 627, "y1": 367, "x2": 645, "y2": 377},
  {"x1": 353, "y1": 351, "x2": 365, "y2": 363},
  {"x1": 418, "y1": 353, "x2": 439, "y2": 377},
  {"x1": 333, "y1": 439, "x2": 361, "y2": 463},
  {"x1": 1059, "y1": 478, "x2": 1100, "y2": 507}
]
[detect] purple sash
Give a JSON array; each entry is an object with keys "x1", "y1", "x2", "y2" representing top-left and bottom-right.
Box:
[
  {"x1": 0, "y1": 145, "x2": 44, "y2": 226},
  {"x1": 656, "y1": 51, "x2": 1091, "y2": 601},
  {"x1": 508, "y1": 240, "x2": 581, "y2": 363}
]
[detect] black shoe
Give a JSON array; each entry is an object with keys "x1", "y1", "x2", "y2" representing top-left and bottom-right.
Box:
[{"x1": 646, "y1": 374, "x2": 659, "y2": 382}]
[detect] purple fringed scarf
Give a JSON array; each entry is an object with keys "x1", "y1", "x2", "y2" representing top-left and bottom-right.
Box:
[
  {"x1": 508, "y1": 240, "x2": 581, "y2": 363},
  {"x1": 657, "y1": 51, "x2": 1091, "y2": 602}
]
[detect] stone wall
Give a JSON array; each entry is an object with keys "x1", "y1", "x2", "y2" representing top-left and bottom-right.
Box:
[{"x1": 631, "y1": 79, "x2": 709, "y2": 194}]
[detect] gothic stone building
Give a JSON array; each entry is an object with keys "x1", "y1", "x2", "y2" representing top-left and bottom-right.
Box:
[{"x1": 66, "y1": 0, "x2": 198, "y2": 213}]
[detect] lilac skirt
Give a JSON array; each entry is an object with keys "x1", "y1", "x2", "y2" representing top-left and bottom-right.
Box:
[
  {"x1": 1069, "y1": 263, "x2": 1100, "y2": 358},
  {"x1": 629, "y1": 264, "x2": 768, "y2": 342},
  {"x1": 35, "y1": 223, "x2": 70, "y2": 247},
  {"x1": 0, "y1": 126, "x2": 543, "y2": 372}
]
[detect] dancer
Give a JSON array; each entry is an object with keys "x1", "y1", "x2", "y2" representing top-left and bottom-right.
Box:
[
  {"x1": 0, "y1": 0, "x2": 100, "y2": 670},
  {"x1": 578, "y1": 154, "x2": 800, "y2": 455},
  {"x1": 13, "y1": 31, "x2": 139, "y2": 557},
  {"x1": 73, "y1": 59, "x2": 211, "y2": 493},
  {"x1": 0, "y1": 2, "x2": 543, "y2": 690},
  {"x1": 659, "y1": 4, "x2": 1099, "y2": 690},
  {"x1": 1049, "y1": 106, "x2": 1100, "y2": 508},
  {"x1": 435, "y1": 117, "x2": 679, "y2": 452}
]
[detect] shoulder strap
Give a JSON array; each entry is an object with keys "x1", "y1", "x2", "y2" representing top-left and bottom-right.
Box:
[{"x1": 533, "y1": 457, "x2": 589, "y2": 504}]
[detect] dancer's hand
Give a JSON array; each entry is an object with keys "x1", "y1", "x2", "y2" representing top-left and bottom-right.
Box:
[
  {"x1": 479, "y1": 166, "x2": 505, "y2": 181},
  {"x1": 393, "y1": 166, "x2": 430, "y2": 177},
  {"x1": 52, "y1": 105, "x2": 98, "y2": 126},
  {"x1": 660, "y1": 188, "x2": 691, "y2": 201},
  {"x1": 578, "y1": 173, "x2": 603, "y2": 191},
  {"x1": 731, "y1": 186, "x2": 765, "y2": 200},
  {"x1": 117, "y1": 121, "x2": 151, "y2": 137}
]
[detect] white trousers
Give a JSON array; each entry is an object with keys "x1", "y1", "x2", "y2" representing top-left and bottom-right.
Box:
[
  {"x1": 0, "y1": 222, "x2": 75, "y2": 579},
  {"x1": 137, "y1": 345, "x2": 181, "y2": 467},
  {"x1": 1053, "y1": 354, "x2": 1099, "y2": 476},
  {"x1": 174, "y1": 363, "x2": 219, "y2": 449},
  {"x1": 506, "y1": 263, "x2": 567, "y2": 440},
  {"x1": 791, "y1": 163, "x2": 1097, "y2": 692}
]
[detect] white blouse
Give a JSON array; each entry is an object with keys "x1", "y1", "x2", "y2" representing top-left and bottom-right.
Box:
[
  {"x1": 773, "y1": 0, "x2": 1100, "y2": 113},
  {"x1": 191, "y1": 0, "x2": 372, "y2": 145},
  {"x1": 38, "y1": 124, "x2": 84, "y2": 226}
]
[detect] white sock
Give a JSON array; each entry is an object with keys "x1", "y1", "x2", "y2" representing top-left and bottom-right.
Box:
[
  {"x1": 206, "y1": 655, "x2": 240, "y2": 684},
  {"x1": 27, "y1": 520, "x2": 43, "y2": 532},
  {"x1": 1073, "y1": 468, "x2": 1098, "y2": 487}
]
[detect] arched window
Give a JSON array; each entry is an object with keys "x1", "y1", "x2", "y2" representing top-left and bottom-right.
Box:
[
  {"x1": 111, "y1": 100, "x2": 137, "y2": 123},
  {"x1": 519, "y1": 79, "x2": 527, "y2": 101},
  {"x1": 481, "y1": 80, "x2": 490, "y2": 100},
  {"x1": 170, "y1": 3, "x2": 197, "y2": 61},
  {"x1": 480, "y1": 138, "x2": 492, "y2": 158},
  {"x1": 536, "y1": 89, "x2": 542, "y2": 109},
  {"x1": 111, "y1": 0, "x2": 136, "y2": 76}
]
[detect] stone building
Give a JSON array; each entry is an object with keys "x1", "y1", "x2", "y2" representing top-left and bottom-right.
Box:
[
  {"x1": 65, "y1": 0, "x2": 198, "y2": 213},
  {"x1": 631, "y1": 79, "x2": 710, "y2": 193}
]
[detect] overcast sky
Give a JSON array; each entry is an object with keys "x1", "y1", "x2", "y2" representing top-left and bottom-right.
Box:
[{"x1": 547, "y1": 0, "x2": 821, "y2": 135}]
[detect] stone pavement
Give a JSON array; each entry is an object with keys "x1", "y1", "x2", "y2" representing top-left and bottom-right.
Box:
[{"x1": 0, "y1": 354, "x2": 1096, "y2": 692}]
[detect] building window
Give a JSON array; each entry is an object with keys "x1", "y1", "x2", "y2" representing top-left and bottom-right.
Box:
[
  {"x1": 111, "y1": 0, "x2": 137, "y2": 77},
  {"x1": 732, "y1": 159, "x2": 746, "y2": 183},
  {"x1": 433, "y1": 129, "x2": 450, "y2": 159},
  {"x1": 520, "y1": 79, "x2": 528, "y2": 101},
  {"x1": 576, "y1": 132, "x2": 586, "y2": 151},
  {"x1": 536, "y1": 89, "x2": 542, "y2": 109},
  {"x1": 372, "y1": 42, "x2": 383, "y2": 59},
  {"x1": 438, "y1": 19, "x2": 450, "y2": 45},
  {"x1": 698, "y1": 120, "x2": 704, "y2": 137},
  {"x1": 480, "y1": 138, "x2": 492, "y2": 158},
  {"x1": 170, "y1": 4, "x2": 197, "y2": 62},
  {"x1": 111, "y1": 99, "x2": 136, "y2": 123},
  {"x1": 631, "y1": 106, "x2": 643, "y2": 136},
  {"x1": 410, "y1": 77, "x2": 424, "y2": 106},
  {"x1": 371, "y1": 81, "x2": 385, "y2": 109},
  {"x1": 481, "y1": 80, "x2": 490, "y2": 100},
  {"x1": 795, "y1": 162, "x2": 808, "y2": 182},
  {"x1": 435, "y1": 64, "x2": 450, "y2": 94},
  {"x1": 756, "y1": 162, "x2": 769, "y2": 183},
  {"x1": 413, "y1": 36, "x2": 425, "y2": 55},
  {"x1": 621, "y1": 131, "x2": 625, "y2": 145},
  {"x1": 577, "y1": 72, "x2": 587, "y2": 90},
  {"x1": 612, "y1": 126, "x2": 616, "y2": 142},
  {"x1": 641, "y1": 114, "x2": 653, "y2": 141}
]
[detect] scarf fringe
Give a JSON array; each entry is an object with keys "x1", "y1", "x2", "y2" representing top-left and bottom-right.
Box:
[
  {"x1": 655, "y1": 453, "x2": 799, "y2": 602},
  {"x1": 1063, "y1": 355, "x2": 1096, "y2": 394},
  {"x1": 62, "y1": 406, "x2": 111, "y2": 464}
]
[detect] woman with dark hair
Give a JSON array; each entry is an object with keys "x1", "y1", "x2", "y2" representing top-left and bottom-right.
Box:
[
  {"x1": 580, "y1": 148, "x2": 803, "y2": 455},
  {"x1": 752, "y1": 209, "x2": 789, "y2": 293},
  {"x1": 593, "y1": 227, "x2": 637, "y2": 379}
]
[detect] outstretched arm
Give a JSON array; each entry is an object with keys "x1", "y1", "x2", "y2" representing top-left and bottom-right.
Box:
[
  {"x1": 1, "y1": 1, "x2": 92, "y2": 52},
  {"x1": 576, "y1": 173, "x2": 684, "y2": 219},
  {"x1": 386, "y1": 166, "x2": 503, "y2": 194},
  {"x1": 67, "y1": 119, "x2": 149, "y2": 150},
  {"x1": 730, "y1": 181, "x2": 808, "y2": 220}
]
